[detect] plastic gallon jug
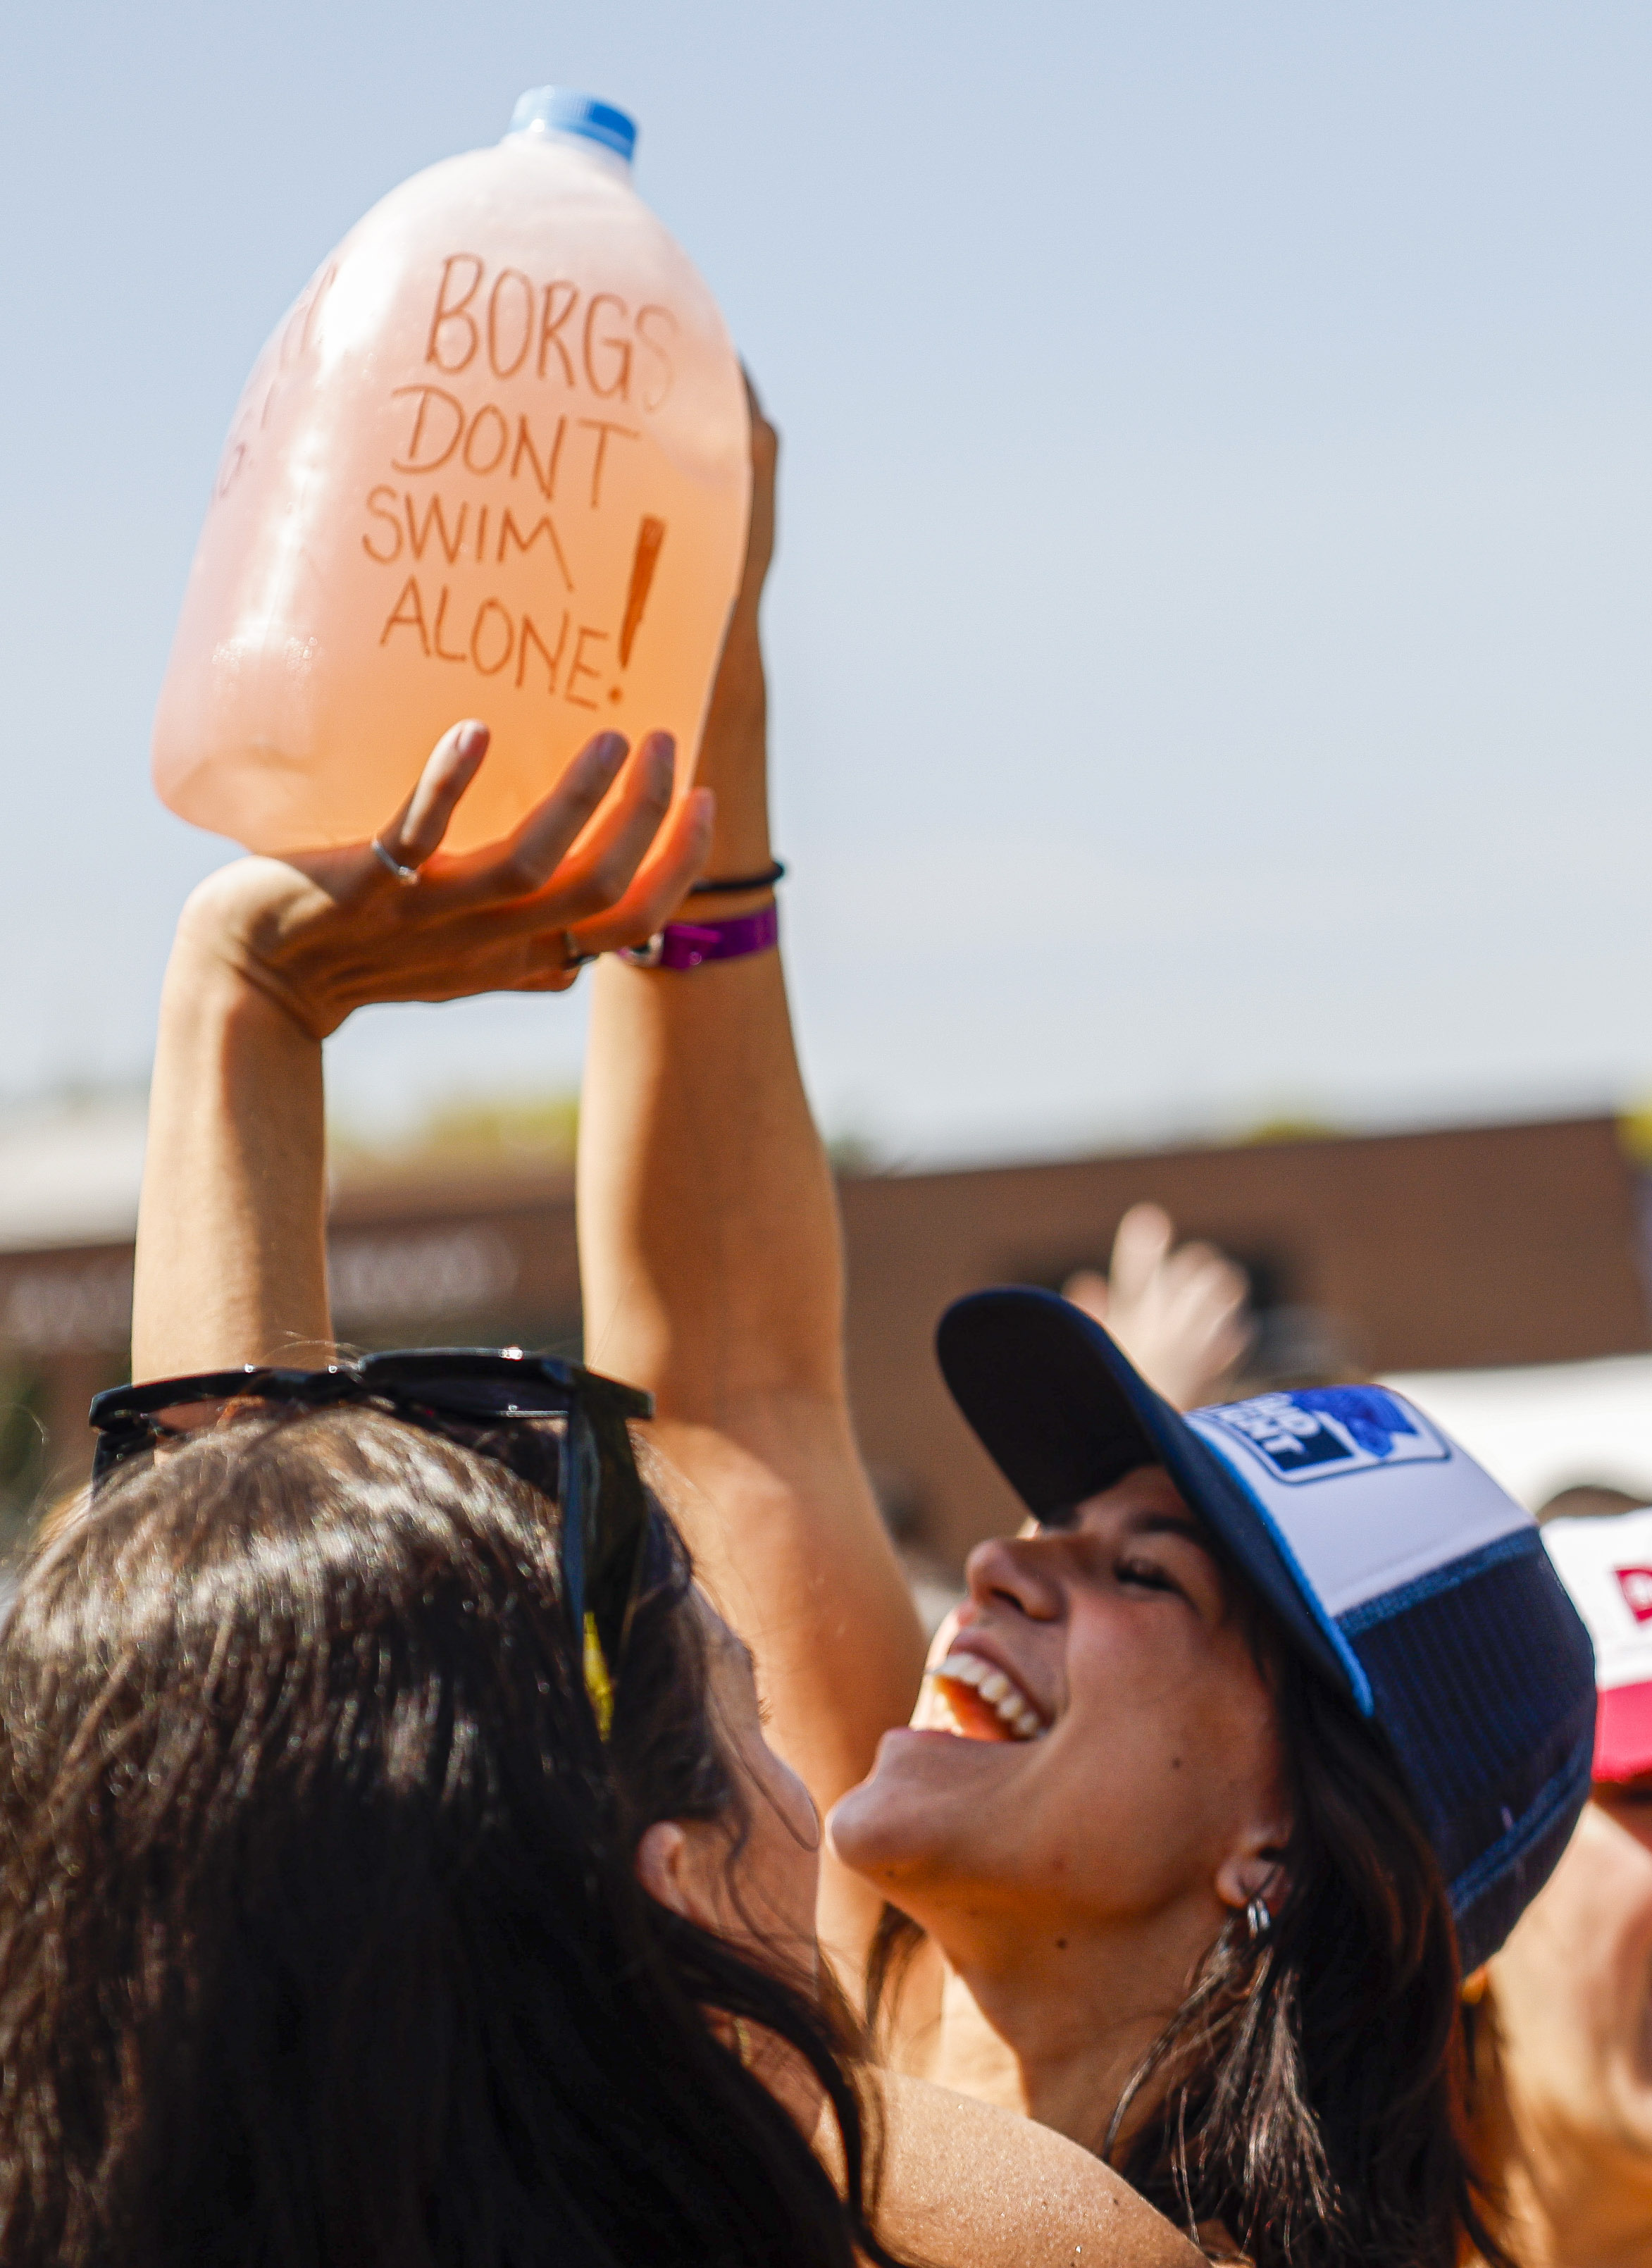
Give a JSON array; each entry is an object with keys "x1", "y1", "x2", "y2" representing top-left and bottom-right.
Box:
[{"x1": 154, "y1": 88, "x2": 750, "y2": 854}]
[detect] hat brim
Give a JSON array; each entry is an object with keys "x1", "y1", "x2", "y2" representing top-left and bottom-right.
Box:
[{"x1": 936, "y1": 1287, "x2": 1369, "y2": 1710}]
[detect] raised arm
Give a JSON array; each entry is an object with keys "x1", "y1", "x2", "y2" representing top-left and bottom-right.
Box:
[
  {"x1": 132, "y1": 726, "x2": 711, "y2": 1380},
  {"x1": 576, "y1": 397, "x2": 928, "y2": 1950}
]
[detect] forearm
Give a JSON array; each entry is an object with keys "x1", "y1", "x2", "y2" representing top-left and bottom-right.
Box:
[
  {"x1": 131, "y1": 931, "x2": 330, "y2": 1379},
  {"x1": 129, "y1": 712, "x2": 708, "y2": 1384},
  {"x1": 578, "y1": 588, "x2": 840, "y2": 1404},
  {"x1": 579, "y1": 946, "x2": 842, "y2": 1400},
  {"x1": 580, "y1": 941, "x2": 925, "y2": 1791},
  {"x1": 578, "y1": 600, "x2": 926, "y2": 1814}
]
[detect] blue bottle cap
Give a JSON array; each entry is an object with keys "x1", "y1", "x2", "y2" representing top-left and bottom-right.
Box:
[{"x1": 506, "y1": 87, "x2": 637, "y2": 166}]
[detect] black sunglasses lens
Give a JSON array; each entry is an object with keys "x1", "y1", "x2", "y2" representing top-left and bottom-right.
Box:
[
  {"x1": 583, "y1": 1408, "x2": 650, "y2": 1671},
  {"x1": 90, "y1": 1386, "x2": 299, "y2": 1491},
  {"x1": 89, "y1": 1350, "x2": 652, "y2": 1727}
]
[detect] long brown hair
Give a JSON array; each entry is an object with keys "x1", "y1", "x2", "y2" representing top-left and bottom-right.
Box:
[
  {"x1": 0, "y1": 1406, "x2": 904, "y2": 2268},
  {"x1": 1107, "y1": 1644, "x2": 1508, "y2": 2267}
]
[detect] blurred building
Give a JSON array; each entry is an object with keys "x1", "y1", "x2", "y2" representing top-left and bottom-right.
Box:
[
  {"x1": 838, "y1": 1115, "x2": 1651, "y2": 1561},
  {"x1": 1383, "y1": 1353, "x2": 1652, "y2": 1519},
  {"x1": 1, "y1": 1103, "x2": 1648, "y2": 1566}
]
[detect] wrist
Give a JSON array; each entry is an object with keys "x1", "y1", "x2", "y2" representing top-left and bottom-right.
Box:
[
  {"x1": 170, "y1": 865, "x2": 347, "y2": 1043},
  {"x1": 683, "y1": 857, "x2": 783, "y2": 910},
  {"x1": 160, "y1": 922, "x2": 322, "y2": 1065},
  {"x1": 619, "y1": 903, "x2": 778, "y2": 971},
  {"x1": 696, "y1": 623, "x2": 771, "y2": 876}
]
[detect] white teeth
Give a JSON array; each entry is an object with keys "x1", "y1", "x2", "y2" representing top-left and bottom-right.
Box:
[
  {"x1": 935, "y1": 1652, "x2": 985, "y2": 1686},
  {"x1": 930, "y1": 1652, "x2": 1046, "y2": 1740}
]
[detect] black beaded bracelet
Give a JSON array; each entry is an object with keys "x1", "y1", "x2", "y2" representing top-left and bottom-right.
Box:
[{"x1": 686, "y1": 859, "x2": 787, "y2": 896}]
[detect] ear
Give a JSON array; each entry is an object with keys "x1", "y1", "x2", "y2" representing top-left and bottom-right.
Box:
[
  {"x1": 1215, "y1": 1814, "x2": 1292, "y2": 1921},
  {"x1": 635, "y1": 1821, "x2": 695, "y2": 1917},
  {"x1": 635, "y1": 1817, "x2": 726, "y2": 1933}
]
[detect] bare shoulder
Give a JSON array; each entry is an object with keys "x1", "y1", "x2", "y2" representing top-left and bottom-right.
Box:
[{"x1": 861, "y1": 2072, "x2": 1203, "y2": 2268}]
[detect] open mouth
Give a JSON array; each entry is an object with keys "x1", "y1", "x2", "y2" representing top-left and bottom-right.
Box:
[{"x1": 927, "y1": 1650, "x2": 1048, "y2": 1742}]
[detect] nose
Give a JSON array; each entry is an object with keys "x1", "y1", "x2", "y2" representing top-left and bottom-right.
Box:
[{"x1": 963, "y1": 1530, "x2": 1064, "y2": 1623}]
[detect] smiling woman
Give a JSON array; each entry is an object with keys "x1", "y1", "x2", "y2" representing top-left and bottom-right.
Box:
[
  {"x1": 836, "y1": 1467, "x2": 1291, "y2": 1953},
  {"x1": 574, "y1": 400, "x2": 1599, "y2": 2268},
  {"x1": 824, "y1": 1327, "x2": 1589, "y2": 2268}
]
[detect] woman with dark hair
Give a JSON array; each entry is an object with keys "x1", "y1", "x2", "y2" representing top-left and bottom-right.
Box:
[
  {"x1": 35, "y1": 709, "x2": 1198, "y2": 2268},
  {"x1": 566, "y1": 401, "x2": 1600, "y2": 2265},
  {"x1": 0, "y1": 1389, "x2": 871, "y2": 2264}
]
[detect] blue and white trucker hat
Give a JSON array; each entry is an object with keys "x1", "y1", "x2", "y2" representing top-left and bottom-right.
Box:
[{"x1": 936, "y1": 1287, "x2": 1597, "y2": 1974}]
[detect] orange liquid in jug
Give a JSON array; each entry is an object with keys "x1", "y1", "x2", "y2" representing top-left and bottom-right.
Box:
[{"x1": 154, "y1": 89, "x2": 751, "y2": 855}]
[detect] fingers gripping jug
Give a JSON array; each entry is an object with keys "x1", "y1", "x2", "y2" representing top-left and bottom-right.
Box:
[{"x1": 153, "y1": 89, "x2": 751, "y2": 854}]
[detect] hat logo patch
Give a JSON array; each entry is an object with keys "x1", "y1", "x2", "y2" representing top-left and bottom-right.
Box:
[
  {"x1": 1616, "y1": 1567, "x2": 1652, "y2": 1625},
  {"x1": 1202, "y1": 1386, "x2": 1450, "y2": 1486}
]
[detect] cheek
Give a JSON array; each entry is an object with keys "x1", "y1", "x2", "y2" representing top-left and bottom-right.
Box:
[
  {"x1": 1065, "y1": 1604, "x2": 1276, "y2": 1771},
  {"x1": 767, "y1": 1752, "x2": 822, "y2": 1859},
  {"x1": 1057, "y1": 1609, "x2": 1287, "y2": 1847},
  {"x1": 740, "y1": 1747, "x2": 821, "y2": 1931}
]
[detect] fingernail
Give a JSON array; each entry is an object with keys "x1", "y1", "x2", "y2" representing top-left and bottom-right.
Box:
[
  {"x1": 457, "y1": 721, "x2": 489, "y2": 760},
  {"x1": 590, "y1": 731, "x2": 628, "y2": 767}
]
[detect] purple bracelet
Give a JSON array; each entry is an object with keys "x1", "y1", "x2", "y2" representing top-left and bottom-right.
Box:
[{"x1": 618, "y1": 903, "x2": 779, "y2": 971}]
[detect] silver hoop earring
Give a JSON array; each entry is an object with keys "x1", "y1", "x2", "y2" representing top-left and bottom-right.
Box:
[{"x1": 1246, "y1": 1895, "x2": 1272, "y2": 1940}]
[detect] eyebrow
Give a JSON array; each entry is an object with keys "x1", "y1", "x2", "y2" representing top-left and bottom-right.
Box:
[{"x1": 1133, "y1": 1516, "x2": 1213, "y2": 1549}]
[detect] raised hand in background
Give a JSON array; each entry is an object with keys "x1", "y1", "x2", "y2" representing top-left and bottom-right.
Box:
[{"x1": 1063, "y1": 1201, "x2": 1251, "y2": 1411}]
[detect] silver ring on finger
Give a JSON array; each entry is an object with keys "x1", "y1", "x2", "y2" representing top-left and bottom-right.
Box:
[
  {"x1": 561, "y1": 931, "x2": 599, "y2": 972},
  {"x1": 371, "y1": 838, "x2": 423, "y2": 888}
]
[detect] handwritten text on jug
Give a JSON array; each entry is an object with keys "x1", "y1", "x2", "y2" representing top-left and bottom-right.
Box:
[
  {"x1": 359, "y1": 261, "x2": 678, "y2": 709},
  {"x1": 424, "y1": 254, "x2": 678, "y2": 409}
]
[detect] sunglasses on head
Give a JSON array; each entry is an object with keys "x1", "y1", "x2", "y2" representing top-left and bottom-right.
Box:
[{"x1": 88, "y1": 1347, "x2": 655, "y2": 1735}]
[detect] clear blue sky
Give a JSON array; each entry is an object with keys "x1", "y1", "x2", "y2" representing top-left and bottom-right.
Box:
[{"x1": 6, "y1": 2, "x2": 1652, "y2": 1159}]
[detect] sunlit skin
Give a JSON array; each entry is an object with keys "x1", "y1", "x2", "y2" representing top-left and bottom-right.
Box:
[
  {"x1": 638, "y1": 1599, "x2": 823, "y2": 1978},
  {"x1": 636, "y1": 1598, "x2": 826, "y2": 2130},
  {"x1": 1467, "y1": 1776, "x2": 1652, "y2": 2268},
  {"x1": 625, "y1": 1596, "x2": 1210, "y2": 2264},
  {"x1": 827, "y1": 1465, "x2": 1292, "y2": 2152},
  {"x1": 118, "y1": 398, "x2": 1210, "y2": 2267}
]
